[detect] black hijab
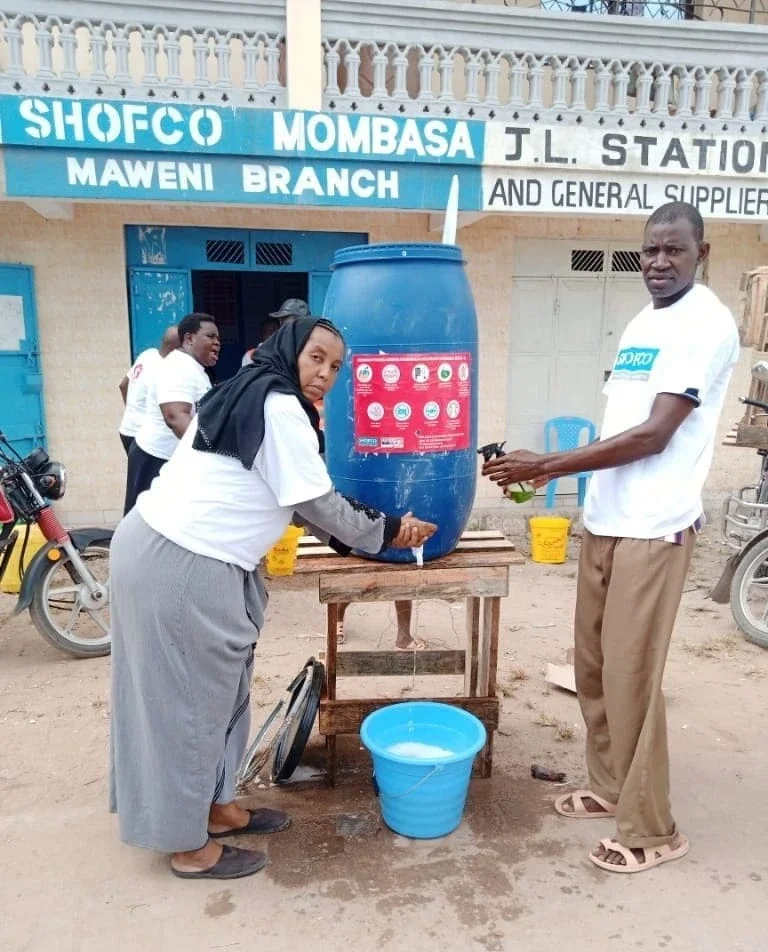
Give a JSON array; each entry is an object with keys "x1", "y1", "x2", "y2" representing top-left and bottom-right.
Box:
[{"x1": 193, "y1": 317, "x2": 340, "y2": 468}]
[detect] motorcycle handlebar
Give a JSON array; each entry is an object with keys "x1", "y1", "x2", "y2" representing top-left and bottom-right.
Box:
[{"x1": 741, "y1": 397, "x2": 768, "y2": 414}]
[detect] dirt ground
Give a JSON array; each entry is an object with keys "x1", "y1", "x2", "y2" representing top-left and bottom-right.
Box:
[{"x1": 2, "y1": 526, "x2": 768, "y2": 952}]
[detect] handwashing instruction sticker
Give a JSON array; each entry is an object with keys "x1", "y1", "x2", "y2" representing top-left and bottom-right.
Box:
[{"x1": 353, "y1": 351, "x2": 471, "y2": 454}]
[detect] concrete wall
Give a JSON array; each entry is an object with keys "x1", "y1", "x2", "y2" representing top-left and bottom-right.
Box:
[{"x1": 0, "y1": 200, "x2": 764, "y2": 524}]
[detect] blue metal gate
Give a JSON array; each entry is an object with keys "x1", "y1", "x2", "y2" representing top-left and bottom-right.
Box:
[{"x1": 0, "y1": 264, "x2": 46, "y2": 455}]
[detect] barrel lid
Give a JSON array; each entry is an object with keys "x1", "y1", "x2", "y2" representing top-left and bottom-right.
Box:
[{"x1": 332, "y1": 243, "x2": 464, "y2": 268}]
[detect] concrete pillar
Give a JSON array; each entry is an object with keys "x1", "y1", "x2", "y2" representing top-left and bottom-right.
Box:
[{"x1": 286, "y1": 0, "x2": 322, "y2": 112}]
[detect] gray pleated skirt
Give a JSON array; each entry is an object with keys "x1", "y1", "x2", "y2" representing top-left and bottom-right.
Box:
[{"x1": 108, "y1": 509, "x2": 267, "y2": 852}]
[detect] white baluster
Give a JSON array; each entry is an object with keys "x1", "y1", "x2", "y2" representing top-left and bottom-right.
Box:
[
  {"x1": 613, "y1": 62, "x2": 630, "y2": 115},
  {"x1": 90, "y1": 22, "x2": 110, "y2": 84},
  {"x1": 242, "y1": 34, "x2": 259, "y2": 90},
  {"x1": 652, "y1": 69, "x2": 672, "y2": 115},
  {"x1": 264, "y1": 36, "x2": 281, "y2": 92},
  {"x1": 438, "y1": 48, "x2": 455, "y2": 102},
  {"x1": 484, "y1": 55, "x2": 501, "y2": 107},
  {"x1": 594, "y1": 60, "x2": 611, "y2": 114},
  {"x1": 4, "y1": 18, "x2": 25, "y2": 78},
  {"x1": 193, "y1": 32, "x2": 211, "y2": 87},
  {"x1": 693, "y1": 69, "x2": 713, "y2": 120},
  {"x1": 528, "y1": 56, "x2": 544, "y2": 110},
  {"x1": 715, "y1": 68, "x2": 736, "y2": 119},
  {"x1": 36, "y1": 19, "x2": 55, "y2": 79},
  {"x1": 215, "y1": 34, "x2": 232, "y2": 89},
  {"x1": 465, "y1": 52, "x2": 481, "y2": 105},
  {"x1": 345, "y1": 44, "x2": 362, "y2": 99},
  {"x1": 570, "y1": 59, "x2": 588, "y2": 112},
  {"x1": 418, "y1": 49, "x2": 436, "y2": 102},
  {"x1": 676, "y1": 69, "x2": 694, "y2": 118},
  {"x1": 634, "y1": 65, "x2": 654, "y2": 116},
  {"x1": 734, "y1": 71, "x2": 752, "y2": 121},
  {"x1": 392, "y1": 45, "x2": 409, "y2": 101},
  {"x1": 141, "y1": 29, "x2": 160, "y2": 86},
  {"x1": 325, "y1": 42, "x2": 341, "y2": 97},
  {"x1": 59, "y1": 21, "x2": 79, "y2": 81},
  {"x1": 755, "y1": 72, "x2": 768, "y2": 122},
  {"x1": 165, "y1": 31, "x2": 182, "y2": 86},
  {"x1": 372, "y1": 44, "x2": 390, "y2": 100},
  {"x1": 112, "y1": 25, "x2": 132, "y2": 85},
  {"x1": 551, "y1": 58, "x2": 570, "y2": 110},
  {"x1": 508, "y1": 56, "x2": 526, "y2": 108}
]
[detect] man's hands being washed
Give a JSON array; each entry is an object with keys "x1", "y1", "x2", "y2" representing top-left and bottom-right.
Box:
[
  {"x1": 391, "y1": 513, "x2": 438, "y2": 549},
  {"x1": 482, "y1": 450, "x2": 550, "y2": 490}
]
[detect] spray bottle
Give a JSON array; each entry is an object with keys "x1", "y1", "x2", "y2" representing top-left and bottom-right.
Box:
[{"x1": 477, "y1": 441, "x2": 535, "y2": 503}]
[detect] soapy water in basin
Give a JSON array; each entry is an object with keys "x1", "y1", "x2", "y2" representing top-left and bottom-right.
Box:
[{"x1": 386, "y1": 741, "x2": 455, "y2": 759}]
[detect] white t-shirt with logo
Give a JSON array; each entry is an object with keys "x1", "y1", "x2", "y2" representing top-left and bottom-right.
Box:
[
  {"x1": 584, "y1": 284, "x2": 739, "y2": 539},
  {"x1": 138, "y1": 392, "x2": 332, "y2": 570},
  {"x1": 119, "y1": 348, "x2": 160, "y2": 438},
  {"x1": 134, "y1": 349, "x2": 211, "y2": 461}
]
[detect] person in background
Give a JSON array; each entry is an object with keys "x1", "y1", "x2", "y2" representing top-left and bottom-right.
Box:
[
  {"x1": 117, "y1": 326, "x2": 179, "y2": 455},
  {"x1": 482, "y1": 202, "x2": 739, "y2": 875},
  {"x1": 109, "y1": 317, "x2": 436, "y2": 881},
  {"x1": 124, "y1": 313, "x2": 220, "y2": 514},
  {"x1": 335, "y1": 599, "x2": 424, "y2": 650},
  {"x1": 241, "y1": 299, "x2": 309, "y2": 367}
]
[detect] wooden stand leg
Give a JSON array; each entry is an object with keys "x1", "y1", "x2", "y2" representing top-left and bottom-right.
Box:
[
  {"x1": 464, "y1": 597, "x2": 481, "y2": 697},
  {"x1": 324, "y1": 602, "x2": 339, "y2": 785},
  {"x1": 325, "y1": 735, "x2": 337, "y2": 787}
]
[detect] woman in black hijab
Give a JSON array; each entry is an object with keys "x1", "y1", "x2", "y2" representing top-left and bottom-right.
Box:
[{"x1": 109, "y1": 317, "x2": 436, "y2": 883}]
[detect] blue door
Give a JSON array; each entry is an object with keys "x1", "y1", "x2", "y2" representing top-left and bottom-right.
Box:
[
  {"x1": 0, "y1": 265, "x2": 46, "y2": 455},
  {"x1": 128, "y1": 268, "x2": 191, "y2": 359}
]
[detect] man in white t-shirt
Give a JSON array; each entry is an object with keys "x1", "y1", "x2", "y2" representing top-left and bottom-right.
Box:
[
  {"x1": 124, "y1": 313, "x2": 220, "y2": 514},
  {"x1": 483, "y1": 202, "x2": 739, "y2": 875},
  {"x1": 118, "y1": 327, "x2": 180, "y2": 455}
]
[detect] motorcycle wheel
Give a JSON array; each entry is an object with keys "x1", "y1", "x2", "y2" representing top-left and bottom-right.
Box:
[
  {"x1": 29, "y1": 541, "x2": 111, "y2": 658},
  {"x1": 730, "y1": 535, "x2": 768, "y2": 649}
]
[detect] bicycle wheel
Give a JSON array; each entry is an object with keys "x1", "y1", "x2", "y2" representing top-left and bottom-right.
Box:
[{"x1": 731, "y1": 536, "x2": 768, "y2": 649}]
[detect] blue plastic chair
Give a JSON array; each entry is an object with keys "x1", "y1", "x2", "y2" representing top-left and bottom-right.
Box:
[{"x1": 544, "y1": 416, "x2": 597, "y2": 508}]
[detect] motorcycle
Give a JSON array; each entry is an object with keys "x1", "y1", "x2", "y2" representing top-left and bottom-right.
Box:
[
  {"x1": 710, "y1": 392, "x2": 768, "y2": 649},
  {"x1": 0, "y1": 430, "x2": 113, "y2": 658}
]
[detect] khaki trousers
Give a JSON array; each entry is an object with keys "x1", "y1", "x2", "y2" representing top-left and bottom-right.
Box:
[{"x1": 574, "y1": 528, "x2": 695, "y2": 848}]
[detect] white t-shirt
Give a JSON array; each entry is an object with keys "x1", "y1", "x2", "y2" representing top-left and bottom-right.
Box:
[
  {"x1": 137, "y1": 392, "x2": 332, "y2": 570},
  {"x1": 134, "y1": 349, "x2": 212, "y2": 461},
  {"x1": 584, "y1": 284, "x2": 739, "y2": 539},
  {"x1": 119, "y1": 348, "x2": 160, "y2": 437}
]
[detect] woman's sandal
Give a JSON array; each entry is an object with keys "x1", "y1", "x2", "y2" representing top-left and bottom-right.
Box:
[
  {"x1": 589, "y1": 835, "x2": 690, "y2": 874},
  {"x1": 396, "y1": 639, "x2": 427, "y2": 652},
  {"x1": 171, "y1": 845, "x2": 267, "y2": 880},
  {"x1": 554, "y1": 790, "x2": 617, "y2": 819}
]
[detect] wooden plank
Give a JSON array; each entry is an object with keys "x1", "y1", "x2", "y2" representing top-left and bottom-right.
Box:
[
  {"x1": 332, "y1": 649, "x2": 466, "y2": 677},
  {"x1": 296, "y1": 535, "x2": 516, "y2": 561},
  {"x1": 294, "y1": 548, "x2": 523, "y2": 577},
  {"x1": 465, "y1": 598, "x2": 480, "y2": 697},
  {"x1": 319, "y1": 696, "x2": 500, "y2": 735},
  {"x1": 735, "y1": 423, "x2": 768, "y2": 450},
  {"x1": 319, "y1": 565, "x2": 509, "y2": 603}
]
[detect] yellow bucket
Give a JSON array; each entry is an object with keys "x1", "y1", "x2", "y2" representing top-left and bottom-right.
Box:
[
  {"x1": 265, "y1": 525, "x2": 304, "y2": 576},
  {"x1": 0, "y1": 523, "x2": 48, "y2": 594},
  {"x1": 529, "y1": 517, "x2": 571, "y2": 564}
]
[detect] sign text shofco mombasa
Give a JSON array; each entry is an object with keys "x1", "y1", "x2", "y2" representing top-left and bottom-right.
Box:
[{"x1": 1, "y1": 94, "x2": 767, "y2": 219}]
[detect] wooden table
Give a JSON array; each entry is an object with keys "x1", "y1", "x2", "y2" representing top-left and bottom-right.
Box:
[{"x1": 282, "y1": 530, "x2": 524, "y2": 784}]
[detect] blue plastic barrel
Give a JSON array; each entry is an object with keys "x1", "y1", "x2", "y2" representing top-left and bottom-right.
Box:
[
  {"x1": 323, "y1": 243, "x2": 478, "y2": 563},
  {"x1": 361, "y1": 701, "x2": 486, "y2": 839}
]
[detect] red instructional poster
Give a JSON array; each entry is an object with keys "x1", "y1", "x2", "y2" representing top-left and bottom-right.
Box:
[{"x1": 352, "y1": 352, "x2": 472, "y2": 454}]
